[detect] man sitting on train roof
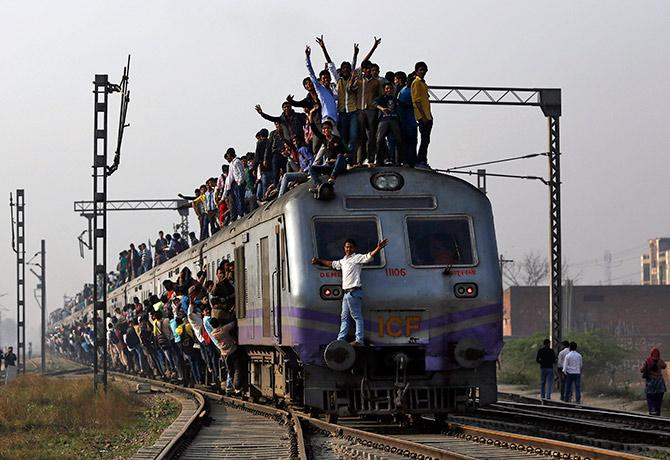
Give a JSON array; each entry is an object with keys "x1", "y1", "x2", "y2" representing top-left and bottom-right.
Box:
[
  {"x1": 306, "y1": 104, "x2": 350, "y2": 195},
  {"x1": 311, "y1": 238, "x2": 388, "y2": 346}
]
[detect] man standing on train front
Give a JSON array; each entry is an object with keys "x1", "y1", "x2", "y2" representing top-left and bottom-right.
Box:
[{"x1": 311, "y1": 238, "x2": 388, "y2": 346}]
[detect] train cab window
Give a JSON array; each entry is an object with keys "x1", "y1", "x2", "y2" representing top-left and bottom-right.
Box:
[
  {"x1": 406, "y1": 216, "x2": 476, "y2": 266},
  {"x1": 313, "y1": 217, "x2": 383, "y2": 266}
]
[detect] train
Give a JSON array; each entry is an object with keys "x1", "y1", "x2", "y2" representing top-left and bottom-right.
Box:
[{"x1": 58, "y1": 166, "x2": 503, "y2": 420}]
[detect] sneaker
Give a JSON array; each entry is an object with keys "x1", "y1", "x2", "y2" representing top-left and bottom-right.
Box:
[
  {"x1": 415, "y1": 162, "x2": 432, "y2": 170},
  {"x1": 362, "y1": 159, "x2": 370, "y2": 166},
  {"x1": 384, "y1": 159, "x2": 393, "y2": 166},
  {"x1": 350, "y1": 341, "x2": 364, "y2": 347}
]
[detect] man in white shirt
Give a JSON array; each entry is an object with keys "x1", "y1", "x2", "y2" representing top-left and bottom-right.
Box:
[
  {"x1": 563, "y1": 342, "x2": 583, "y2": 404},
  {"x1": 223, "y1": 148, "x2": 247, "y2": 221},
  {"x1": 556, "y1": 340, "x2": 570, "y2": 401},
  {"x1": 311, "y1": 238, "x2": 388, "y2": 346}
]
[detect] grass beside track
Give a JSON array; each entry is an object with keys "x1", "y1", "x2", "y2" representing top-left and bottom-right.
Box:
[{"x1": 0, "y1": 374, "x2": 179, "y2": 459}]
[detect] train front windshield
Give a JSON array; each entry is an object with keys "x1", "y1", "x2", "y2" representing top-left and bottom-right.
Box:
[
  {"x1": 314, "y1": 217, "x2": 382, "y2": 265},
  {"x1": 406, "y1": 216, "x2": 476, "y2": 267}
]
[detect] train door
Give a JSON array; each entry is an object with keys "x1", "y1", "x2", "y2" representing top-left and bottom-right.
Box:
[
  {"x1": 260, "y1": 237, "x2": 272, "y2": 337},
  {"x1": 260, "y1": 228, "x2": 283, "y2": 343},
  {"x1": 272, "y1": 222, "x2": 283, "y2": 343}
]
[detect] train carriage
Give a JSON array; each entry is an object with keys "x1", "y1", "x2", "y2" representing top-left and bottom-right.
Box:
[{"x1": 62, "y1": 167, "x2": 503, "y2": 419}]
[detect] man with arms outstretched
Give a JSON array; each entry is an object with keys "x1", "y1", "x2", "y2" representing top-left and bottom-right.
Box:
[{"x1": 311, "y1": 238, "x2": 388, "y2": 346}]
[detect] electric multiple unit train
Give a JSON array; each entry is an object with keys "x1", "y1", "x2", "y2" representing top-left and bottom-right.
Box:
[{"x1": 60, "y1": 167, "x2": 503, "y2": 419}]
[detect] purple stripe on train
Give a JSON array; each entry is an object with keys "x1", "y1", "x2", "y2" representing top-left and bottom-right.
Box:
[
  {"x1": 237, "y1": 319, "x2": 502, "y2": 371},
  {"x1": 243, "y1": 303, "x2": 501, "y2": 331}
]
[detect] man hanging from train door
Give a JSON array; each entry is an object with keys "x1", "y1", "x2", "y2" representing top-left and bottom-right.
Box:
[{"x1": 311, "y1": 238, "x2": 388, "y2": 346}]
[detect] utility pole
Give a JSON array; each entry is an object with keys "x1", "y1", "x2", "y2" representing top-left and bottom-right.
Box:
[
  {"x1": 9, "y1": 190, "x2": 26, "y2": 374},
  {"x1": 429, "y1": 85, "x2": 562, "y2": 350},
  {"x1": 41, "y1": 239, "x2": 46, "y2": 373},
  {"x1": 499, "y1": 254, "x2": 514, "y2": 283},
  {"x1": 28, "y1": 240, "x2": 46, "y2": 373},
  {"x1": 90, "y1": 57, "x2": 131, "y2": 393}
]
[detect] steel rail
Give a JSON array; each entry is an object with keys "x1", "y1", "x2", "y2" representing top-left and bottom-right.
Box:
[
  {"x1": 56, "y1": 357, "x2": 650, "y2": 459},
  {"x1": 109, "y1": 371, "x2": 207, "y2": 460},
  {"x1": 301, "y1": 414, "x2": 475, "y2": 460},
  {"x1": 288, "y1": 409, "x2": 309, "y2": 460},
  {"x1": 494, "y1": 400, "x2": 670, "y2": 431},
  {"x1": 444, "y1": 423, "x2": 647, "y2": 460}
]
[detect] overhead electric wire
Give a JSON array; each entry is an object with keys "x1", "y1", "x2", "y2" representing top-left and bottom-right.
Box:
[
  {"x1": 446, "y1": 152, "x2": 549, "y2": 171},
  {"x1": 439, "y1": 169, "x2": 548, "y2": 185}
]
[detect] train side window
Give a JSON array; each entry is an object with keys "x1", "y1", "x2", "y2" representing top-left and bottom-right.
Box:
[
  {"x1": 313, "y1": 217, "x2": 383, "y2": 266},
  {"x1": 234, "y1": 246, "x2": 247, "y2": 318},
  {"x1": 406, "y1": 216, "x2": 477, "y2": 267}
]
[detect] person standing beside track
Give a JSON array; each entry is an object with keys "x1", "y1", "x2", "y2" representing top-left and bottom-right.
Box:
[
  {"x1": 641, "y1": 348, "x2": 666, "y2": 416},
  {"x1": 311, "y1": 238, "x2": 388, "y2": 346},
  {"x1": 556, "y1": 340, "x2": 570, "y2": 401},
  {"x1": 563, "y1": 341, "x2": 583, "y2": 404},
  {"x1": 536, "y1": 338, "x2": 557, "y2": 400},
  {"x1": 4, "y1": 347, "x2": 17, "y2": 384}
]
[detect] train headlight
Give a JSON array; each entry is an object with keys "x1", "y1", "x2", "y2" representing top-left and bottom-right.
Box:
[
  {"x1": 371, "y1": 172, "x2": 404, "y2": 191},
  {"x1": 454, "y1": 283, "x2": 478, "y2": 298},
  {"x1": 320, "y1": 285, "x2": 343, "y2": 300}
]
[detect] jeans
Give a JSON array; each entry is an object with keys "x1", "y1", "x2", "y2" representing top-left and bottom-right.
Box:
[
  {"x1": 337, "y1": 289, "x2": 364, "y2": 343},
  {"x1": 309, "y1": 154, "x2": 348, "y2": 186},
  {"x1": 134, "y1": 348, "x2": 146, "y2": 373},
  {"x1": 357, "y1": 109, "x2": 379, "y2": 164},
  {"x1": 565, "y1": 373, "x2": 581, "y2": 403},
  {"x1": 558, "y1": 369, "x2": 566, "y2": 401},
  {"x1": 207, "y1": 210, "x2": 219, "y2": 235},
  {"x1": 279, "y1": 172, "x2": 308, "y2": 196},
  {"x1": 337, "y1": 111, "x2": 359, "y2": 156},
  {"x1": 540, "y1": 367, "x2": 554, "y2": 399},
  {"x1": 376, "y1": 118, "x2": 402, "y2": 165},
  {"x1": 399, "y1": 120, "x2": 417, "y2": 166},
  {"x1": 417, "y1": 118, "x2": 433, "y2": 164},
  {"x1": 272, "y1": 154, "x2": 287, "y2": 185},
  {"x1": 200, "y1": 215, "x2": 210, "y2": 241},
  {"x1": 257, "y1": 170, "x2": 273, "y2": 201},
  {"x1": 647, "y1": 392, "x2": 664, "y2": 415},
  {"x1": 231, "y1": 181, "x2": 246, "y2": 220}
]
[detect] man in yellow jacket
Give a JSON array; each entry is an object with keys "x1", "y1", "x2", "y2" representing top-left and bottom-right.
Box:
[{"x1": 411, "y1": 61, "x2": 433, "y2": 169}]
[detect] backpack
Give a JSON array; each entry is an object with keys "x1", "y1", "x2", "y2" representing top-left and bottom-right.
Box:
[
  {"x1": 140, "y1": 328, "x2": 154, "y2": 348},
  {"x1": 156, "y1": 330, "x2": 171, "y2": 351},
  {"x1": 180, "y1": 330, "x2": 194, "y2": 352}
]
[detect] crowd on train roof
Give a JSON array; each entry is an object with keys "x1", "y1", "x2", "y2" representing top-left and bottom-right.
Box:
[{"x1": 104, "y1": 36, "x2": 435, "y2": 288}]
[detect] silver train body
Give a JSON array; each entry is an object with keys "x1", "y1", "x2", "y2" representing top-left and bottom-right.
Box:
[{"x1": 68, "y1": 167, "x2": 503, "y2": 416}]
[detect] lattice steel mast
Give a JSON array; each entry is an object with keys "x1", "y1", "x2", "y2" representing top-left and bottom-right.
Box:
[
  {"x1": 91, "y1": 57, "x2": 131, "y2": 392},
  {"x1": 9, "y1": 190, "x2": 26, "y2": 374}
]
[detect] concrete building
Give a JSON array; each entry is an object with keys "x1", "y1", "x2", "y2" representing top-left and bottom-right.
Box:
[
  {"x1": 503, "y1": 285, "x2": 670, "y2": 363},
  {"x1": 641, "y1": 238, "x2": 670, "y2": 285}
]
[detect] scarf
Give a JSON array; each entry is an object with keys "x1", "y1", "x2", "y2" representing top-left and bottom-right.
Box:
[{"x1": 645, "y1": 348, "x2": 661, "y2": 370}]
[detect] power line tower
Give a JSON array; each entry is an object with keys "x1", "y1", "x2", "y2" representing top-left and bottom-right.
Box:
[
  {"x1": 9, "y1": 190, "x2": 26, "y2": 374},
  {"x1": 604, "y1": 250, "x2": 612, "y2": 285},
  {"x1": 90, "y1": 57, "x2": 131, "y2": 393}
]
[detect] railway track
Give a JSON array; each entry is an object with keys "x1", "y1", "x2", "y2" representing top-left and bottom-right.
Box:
[
  {"x1": 106, "y1": 371, "x2": 642, "y2": 459},
  {"x1": 50, "y1": 361, "x2": 652, "y2": 459},
  {"x1": 498, "y1": 392, "x2": 670, "y2": 432}
]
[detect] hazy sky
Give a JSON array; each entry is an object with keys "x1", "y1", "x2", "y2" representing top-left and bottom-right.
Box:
[{"x1": 1, "y1": 1, "x2": 669, "y2": 345}]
